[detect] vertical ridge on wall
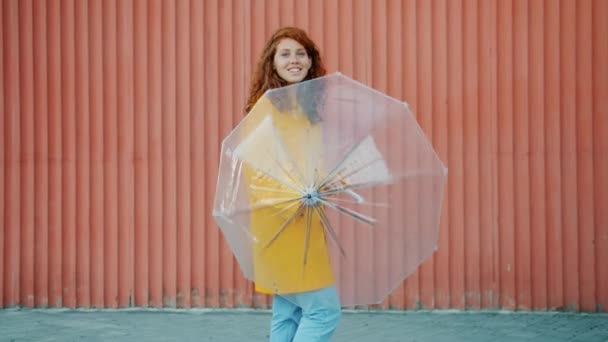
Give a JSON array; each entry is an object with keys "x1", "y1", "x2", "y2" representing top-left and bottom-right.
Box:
[
  {"x1": 232, "y1": 0, "x2": 252, "y2": 308},
  {"x1": 496, "y1": 0, "x2": 515, "y2": 305},
  {"x1": 513, "y1": 0, "x2": 532, "y2": 310},
  {"x1": 189, "y1": 0, "x2": 205, "y2": 309},
  {"x1": 295, "y1": 0, "x2": 308, "y2": 30},
  {"x1": 386, "y1": 0, "x2": 404, "y2": 310},
  {"x1": 133, "y1": 0, "x2": 149, "y2": 308},
  {"x1": 402, "y1": 0, "x2": 419, "y2": 309},
  {"x1": 266, "y1": 0, "x2": 279, "y2": 36},
  {"x1": 203, "y1": 0, "x2": 220, "y2": 309},
  {"x1": 529, "y1": 0, "x2": 547, "y2": 310},
  {"x1": 479, "y1": 0, "x2": 498, "y2": 309},
  {"x1": 544, "y1": 0, "x2": 563, "y2": 311},
  {"x1": 560, "y1": 0, "x2": 579, "y2": 311},
  {"x1": 4, "y1": 0, "x2": 21, "y2": 309},
  {"x1": 497, "y1": 0, "x2": 515, "y2": 310},
  {"x1": 47, "y1": 0, "x2": 62, "y2": 308},
  {"x1": 309, "y1": 0, "x2": 323, "y2": 48},
  {"x1": 431, "y1": 0, "x2": 450, "y2": 310},
  {"x1": 147, "y1": 0, "x2": 163, "y2": 308},
  {"x1": 371, "y1": 0, "x2": 389, "y2": 310},
  {"x1": 161, "y1": 0, "x2": 177, "y2": 308},
  {"x1": 592, "y1": 0, "x2": 608, "y2": 313},
  {"x1": 175, "y1": 0, "x2": 191, "y2": 309},
  {"x1": 353, "y1": 0, "x2": 373, "y2": 308},
  {"x1": 102, "y1": 0, "x2": 119, "y2": 308},
  {"x1": 1, "y1": 0, "x2": 607, "y2": 311},
  {"x1": 218, "y1": 0, "x2": 234, "y2": 309},
  {"x1": 117, "y1": 0, "x2": 135, "y2": 308},
  {"x1": 19, "y1": 0, "x2": 35, "y2": 309},
  {"x1": 0, "y1": 0, "x2": 4, "y2": 310},
  {"x1": 446, "y1": 0, "x2": 466, "y2": 310},
  {"x1": 33, "y1": 1, "x2": 49, "y2": 307},
  {"x1": 575, "y1": 0, "x2": 595, "y2": 313},
  {"x1": 463, "y1": 0, "x2": 481, "y2": 309},
  {"x1": 75, "y1": 0, "x2": 91, "y2": 309},
  {"x1": 416, "y1": 0, "x2": 435, "y2": 310},
  {"x1": 279, "y1": 0, "x2": 293, "y2": 28},
  {"x1": 333, "y1": 0, "x2": 354, "y2": 307},
  {"x1": 60, "y1": 0, "x2": 77, "y2": 309},
  {"x1": 89, "y1": 0, "x2": 104, "y2": 309}
]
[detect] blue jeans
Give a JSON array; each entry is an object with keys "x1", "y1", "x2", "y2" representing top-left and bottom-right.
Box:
[{"x1": 270, "y1": 285, "x2": 341, "y2": 342}]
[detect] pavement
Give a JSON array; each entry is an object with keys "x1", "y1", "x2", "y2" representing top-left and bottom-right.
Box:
[{"x1": 0, "y1": 308, "x2": 607, "y2": 342}]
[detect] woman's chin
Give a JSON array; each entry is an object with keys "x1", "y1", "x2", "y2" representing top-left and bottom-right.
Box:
[{"x1": 282, "y1": 74, "x2": 306, "y2": 84}]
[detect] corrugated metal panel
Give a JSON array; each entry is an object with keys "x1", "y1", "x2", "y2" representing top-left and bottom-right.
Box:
[{"x1": 1, "y1": 0, "x2": 607, "y2": 311}]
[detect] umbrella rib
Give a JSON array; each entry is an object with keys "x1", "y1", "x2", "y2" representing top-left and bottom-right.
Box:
[
  {"x1": 322, "y1": 170, "x2": 442, "y2": 197},
  {"x1": 231, "y1": 196, "x2": 304, "y2": 216},
  {"x1": 318, "y1": 198, "x2": 376, "y2": 226},
  {"x1": 321, "y1": 157, "x2": 386, "y2": 192},
  {"x1": 316, "y1": 137, "x2": 368, "y2": 190},
  {"x1": 322, "y1": 169, "x2": 443, "y2": 196},
  {"x1": 261, "y1": 201, "x2": 306, "y2": 252},
  {"x1": 244, "y1": 161, "x2": 303, "y2": 194},
  {"x1": 303, "y1": 206, "x2": 313, "y2": 268},
  {"x1": 269, "y1": 198, "x2": 302, "y2": 218},
  {"x1": 265, "y1": 124, "x2": 311, "y2": 190},
  {"x1": 321, "y1": 195, "x2": 390, "y2": 208},
  {"x1": 314, "y1": 206, "x2": 346, "y2": 257},
  {"x1": 305, "y1": 128, "x2": 320, "y2": 187},
  {"x1": 319, "y1": 179, "x2": 397, "y2": 197},
  {"x1": 249, "y1": 184, "x2": 300, "y2": 195},
  {"x1": 264, "y1": 149, "x2": 307, "y2": 192}
]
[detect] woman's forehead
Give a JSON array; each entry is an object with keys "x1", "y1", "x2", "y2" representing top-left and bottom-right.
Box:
[{"x1": 276, "y1": 38, "x2": 306, "y2": 50}]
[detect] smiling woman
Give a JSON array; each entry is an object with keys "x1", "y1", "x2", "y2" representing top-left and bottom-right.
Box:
[
  {"x1": 241, "y1": 27, "x2": 339, "y2": 342},
  {"x1": 244, "y1": 27, "x2": 326, "y2": 114},
  {"x1": 273, "y1": 38, "x2": 312, "y2": 84}
]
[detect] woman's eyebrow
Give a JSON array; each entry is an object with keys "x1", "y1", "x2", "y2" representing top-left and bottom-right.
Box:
[{"x1": 278, "y1": 47, "x2": 305, "y2": 51}]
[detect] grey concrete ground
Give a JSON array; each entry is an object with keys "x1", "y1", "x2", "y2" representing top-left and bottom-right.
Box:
[{"x1": 0, "y1": 308, "x2": 607, "y2": 342}]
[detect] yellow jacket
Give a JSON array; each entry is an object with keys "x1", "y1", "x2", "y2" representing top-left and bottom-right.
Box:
[{"x1": 242, "y1": 94, "x2": 334, "y2": 294}]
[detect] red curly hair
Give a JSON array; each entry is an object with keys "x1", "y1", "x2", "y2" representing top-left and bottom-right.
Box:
[{"x1": 245, "y1": 27, "x2": 326, "y2": 113}]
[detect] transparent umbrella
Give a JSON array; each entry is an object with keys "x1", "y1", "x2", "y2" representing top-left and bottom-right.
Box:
[{"x1": 213, "y1": 73, "x2": 447, "y2": 306}]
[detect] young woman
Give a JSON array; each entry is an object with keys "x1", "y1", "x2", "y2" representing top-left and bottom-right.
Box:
[{"x1": 244, "y1": 27, "x2": 341, "y2": 342}]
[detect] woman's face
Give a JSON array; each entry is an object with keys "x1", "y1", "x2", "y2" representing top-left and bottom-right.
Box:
[{"x1": 273, "y1": 38, "x2": 311, "y2": 84}]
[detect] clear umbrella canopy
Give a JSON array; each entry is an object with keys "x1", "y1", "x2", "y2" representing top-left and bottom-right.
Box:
[{"x1": 213, "y1": 73, "x2": 447, "y2": 306}]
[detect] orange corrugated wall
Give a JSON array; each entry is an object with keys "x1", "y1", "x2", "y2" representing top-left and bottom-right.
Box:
[{"x1": 1, "y1": 0, "x2": 607, "y2": 311}]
